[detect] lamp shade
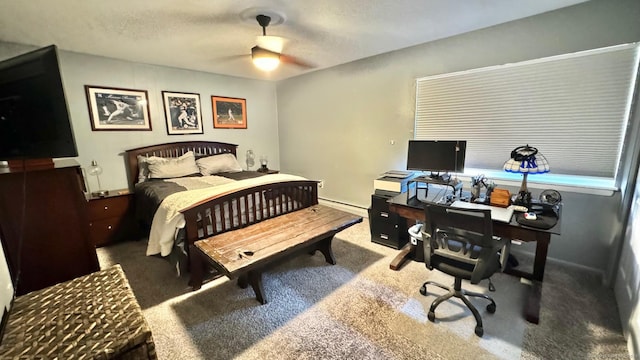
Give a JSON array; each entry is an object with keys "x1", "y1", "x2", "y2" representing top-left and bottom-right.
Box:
[
  {"x1": 503, "y1": 145, "x2": 549, "y2": 207},
  {"x1": 503, "y1": 145, "x2": 549, "y2": 174},
  {"x1": 251, "y1": 46, "x2": 280, "y2": 71}
]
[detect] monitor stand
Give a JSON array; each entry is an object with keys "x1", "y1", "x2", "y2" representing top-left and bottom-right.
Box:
[
  {"x1": 428, "y1": 172, "x2": 450, "y2": 183},
  {"x1": 409, "y1": 172, "x2": 463, "y2": 204},
  {"x1": 415, "y1": 172, "x2": 453, "y2": 185}
]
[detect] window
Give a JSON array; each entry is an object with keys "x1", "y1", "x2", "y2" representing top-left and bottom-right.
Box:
[{"x1": 414, "y1": 43, "x2": 639, "y2": 191}]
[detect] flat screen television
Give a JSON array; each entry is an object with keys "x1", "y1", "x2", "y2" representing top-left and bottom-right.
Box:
[
  {"x1": 406, "y1": 140, "x2": 466, "y2": 178},
  {"x1": 0, "y1": 45, "x2": 77, "y2": 161}
]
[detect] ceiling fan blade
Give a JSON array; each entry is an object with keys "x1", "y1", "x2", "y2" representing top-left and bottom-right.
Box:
[
  {"x1": 280, "y1": 53, "x2": 315, "y2": 69},
  {"x1": 218, "y1": 54, "x2": 248, "y2": 61}
]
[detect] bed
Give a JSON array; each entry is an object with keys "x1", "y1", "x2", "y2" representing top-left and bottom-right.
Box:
[{"x1": 125, "y1": 141, "x2": 319, "y2": 275}]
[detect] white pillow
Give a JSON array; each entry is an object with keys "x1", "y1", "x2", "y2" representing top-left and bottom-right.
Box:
[
  {"x1": 146, "y1": 151, "x2": 200, "y2": 179},
  {"x1": 196, "y1": 153, "x2": 243, "y2": 175}
]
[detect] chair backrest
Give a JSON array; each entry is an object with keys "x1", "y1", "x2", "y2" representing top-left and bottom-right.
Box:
[{"x1": 421, "y1": 203, "x2": 506, "y2": 284}]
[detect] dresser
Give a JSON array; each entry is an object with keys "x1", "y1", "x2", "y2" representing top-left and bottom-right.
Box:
[
  {"x1": 368, "y1": 192, "x2": 409, "y2": 249},
  {"x1": 0, "y1": 160, "x2": 99, "y2": 296},
  {"x1": 88, "y1": 189, "x2": 135, "y2": 247}
]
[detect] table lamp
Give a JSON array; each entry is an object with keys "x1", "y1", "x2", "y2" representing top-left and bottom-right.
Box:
[
  {"x1": 88, "y1": 160, "x2": 109, "y2": 197},
  {"x1": 246, "y1": 150, "x2": 255, "y2": 170},
  {"x1": 503, "y1": 145, "x2": 549, "y2": 207}
]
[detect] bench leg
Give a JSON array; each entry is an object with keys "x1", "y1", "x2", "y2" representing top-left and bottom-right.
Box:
[
  {"x1": 248, "y1": 270, "x2": 267, "y2": 304},
  {"x1": 188, "y1": 245, "x2": 205, "y2": 291},
  {"x1": 237, "y1": 274, "x2": 248, "y2": 289},
  {"x1": 317, "y1": 236, "x2": 336, "y2": 265}
]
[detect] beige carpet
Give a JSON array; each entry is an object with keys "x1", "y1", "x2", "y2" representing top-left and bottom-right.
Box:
[{"x1": 97, "y1": 219, "x2": 628, "y2": 360}]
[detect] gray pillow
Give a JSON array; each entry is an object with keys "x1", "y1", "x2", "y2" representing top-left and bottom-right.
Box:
[
  {"x1": 146, "y1": 151, "x2": 200, "y2": 179},
  {"x1": 196, "y1": 153, "x2": 243, "y2": 175}
]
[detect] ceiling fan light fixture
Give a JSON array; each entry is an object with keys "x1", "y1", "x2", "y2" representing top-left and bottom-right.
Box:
[{"x1": 251, "y1": 46, "x2": 280, "y2": 71}]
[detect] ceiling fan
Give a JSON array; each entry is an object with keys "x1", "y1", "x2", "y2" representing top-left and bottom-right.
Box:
[{"x1": 250, "y1": 14, "x2": 314, "y2": 71}]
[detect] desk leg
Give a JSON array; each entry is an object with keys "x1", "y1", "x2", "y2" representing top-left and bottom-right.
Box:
[
  {"x1": 533, "y1": 233, "x2": 550, "y2": 281},
  {"x1": 524, "y1": 281, "x2": 543, "y2": 324},
  {"x1": 522, "y1": 233, "x2": 550, "y2": 324},
  {"x1": 389, "y1": 243, "x2": 416, "y2": 271}
]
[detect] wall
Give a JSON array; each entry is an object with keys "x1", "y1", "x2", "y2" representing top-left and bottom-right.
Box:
[
  {"x1": 276, "y1": 0, "x2": 640, "y2": 272},
  {"x1": 0, "y1": 41, "x2": 280, "y2": 192}
]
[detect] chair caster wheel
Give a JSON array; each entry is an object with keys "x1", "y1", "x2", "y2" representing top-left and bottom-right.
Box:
[
  {"x1": 419, "y1": 285, "x2": 427, "y2": 296},
  {"x1": 475, "y1": 326, "x2": 484, "y2": 337},
  {"x1": 428, "y1": 311, "x2": 435, "y2": 322},
  {"x1": 487, "y1": 303, "x2": 496, "y2": 313}
]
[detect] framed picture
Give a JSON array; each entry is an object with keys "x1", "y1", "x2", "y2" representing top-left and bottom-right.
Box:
[
  {"x1": 212, "y1": 96, "x2": 247, "y2": 129},
  {"x1": 85, "y1": 86, "x2": 152, "y2": 131},
  {"x1": 161, "y1": 91, "x2": 203, "y2": 135}
]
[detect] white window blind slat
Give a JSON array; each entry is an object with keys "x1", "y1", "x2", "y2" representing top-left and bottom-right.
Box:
[{"x1": 415, "y1": 44, "x2": 640, "y2": 179}]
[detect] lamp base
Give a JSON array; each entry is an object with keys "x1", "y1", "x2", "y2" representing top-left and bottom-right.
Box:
[
  {"x1": 91, "y1": 190, "x2": 110, "y2": 197},
  {"x1": 514, "y1": 190, "x2": 532, "y2": 208}
]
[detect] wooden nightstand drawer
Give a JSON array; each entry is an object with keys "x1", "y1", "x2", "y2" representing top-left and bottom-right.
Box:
[
  {"x1": 88, "y1": 195, "x2": 131, "y2": 221},
  {"x1": 89, "y1": 217, "x2": 127, "y2": 247},
  {"x1": 87, "y1": 190, "x2": 134, "y2": 247}
]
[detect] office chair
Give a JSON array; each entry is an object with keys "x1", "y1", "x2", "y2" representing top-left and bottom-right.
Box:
[{"x1": 420, "y1": 204, "x2": 510, "y2": 337}]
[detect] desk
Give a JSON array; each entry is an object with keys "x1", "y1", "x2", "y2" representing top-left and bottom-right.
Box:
[{"x1": 387, "y1": 192, "x2": 561, "y2": 324}]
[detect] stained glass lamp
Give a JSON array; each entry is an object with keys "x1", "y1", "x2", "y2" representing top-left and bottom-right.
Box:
[{"x1": 503, "y1": 145, "x2": 549, "y2": 207}]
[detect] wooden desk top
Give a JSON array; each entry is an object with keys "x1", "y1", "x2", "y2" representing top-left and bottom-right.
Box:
[{"x1": 388, "y1": 192, "x2": 562, "y2": 237}]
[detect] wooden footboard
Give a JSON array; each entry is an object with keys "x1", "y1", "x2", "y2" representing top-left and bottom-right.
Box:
[{"x1": 180, "y1": 180, "x2": 319, "y2": 252}]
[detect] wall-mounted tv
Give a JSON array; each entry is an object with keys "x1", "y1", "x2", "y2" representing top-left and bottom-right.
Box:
[
  {"x1": 0, "y1": 45, "x2": 77, "y2": 161},
  {"x1": 406, "y1": 140, "x2": 466, "y2": 177}
]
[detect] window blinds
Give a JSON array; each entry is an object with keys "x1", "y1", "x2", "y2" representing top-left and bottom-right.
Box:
[{"x1": 415, "y1": 44, "x2": 639, "y2": 178}]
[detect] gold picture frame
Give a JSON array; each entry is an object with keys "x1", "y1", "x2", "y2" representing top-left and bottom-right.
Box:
[{"x1": 212, "y1": 96, "x2": 247, "y2": 129}]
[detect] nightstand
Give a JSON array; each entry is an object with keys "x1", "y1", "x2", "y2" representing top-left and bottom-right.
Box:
[
  {"x1": 257, "y1": 169, "x2": 279, "y2": 174},
  {"x1": 87, "y1": 189, "x2": 134, "y2": 247}
]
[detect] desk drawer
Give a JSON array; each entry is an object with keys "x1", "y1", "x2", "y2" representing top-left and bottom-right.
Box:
[
  {"x1": 368, "y1": 207, "x2": 408, "y2": 249},
  {"x1": 371, "y1": 194, "x2": 392, "y2": 212},
  {"x1": 371, "y1": 232, "x2": 408, "y2": 249}
]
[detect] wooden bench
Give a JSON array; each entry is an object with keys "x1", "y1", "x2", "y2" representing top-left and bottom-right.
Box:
[{"x1": 189, "y1": 204, "x2": 363, "y2": 304}]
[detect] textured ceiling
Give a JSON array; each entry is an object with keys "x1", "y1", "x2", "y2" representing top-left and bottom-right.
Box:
[{"x1": 0, "y1": 0, "x2": 587, "y2": 81}]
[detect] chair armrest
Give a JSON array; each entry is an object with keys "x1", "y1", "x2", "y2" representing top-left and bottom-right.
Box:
[
  {"x1": 494, "y1": 236, "x2": 511, "y2": 272},
  {"x1": 421, "y1": 228, "x2": 433, "y2": 269}
]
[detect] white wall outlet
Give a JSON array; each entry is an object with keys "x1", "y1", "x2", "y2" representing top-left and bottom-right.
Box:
[{"x1": 318, "y1": 180, "x2": 324, "y2": 188}]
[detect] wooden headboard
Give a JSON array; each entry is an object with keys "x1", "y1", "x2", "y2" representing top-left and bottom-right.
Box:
[{"x1": 124, "y1": 141, "x2": 238, "y2": 189}]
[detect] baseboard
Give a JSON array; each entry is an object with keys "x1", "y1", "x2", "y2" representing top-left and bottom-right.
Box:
[
  {"x1": 318, "y1": 198, "x2": 369, "y2": 218},
  {"x1": 510, "y1": 249, "x2": 604, "y2": 281}
]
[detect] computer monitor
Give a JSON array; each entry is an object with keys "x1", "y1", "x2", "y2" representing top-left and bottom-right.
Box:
[{"x1": 406, "y1": 140, "x2": 466, "y2": 179}]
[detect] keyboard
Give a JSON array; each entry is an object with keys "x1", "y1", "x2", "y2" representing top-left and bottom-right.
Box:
[{"x1": 449, "y1": 201, "x2": 515, "y2": 223}]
